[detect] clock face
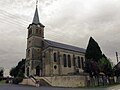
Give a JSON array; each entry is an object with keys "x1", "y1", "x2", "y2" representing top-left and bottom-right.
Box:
[{"x1": 37, "y1": 24, "x2": 40, "y2": 27}]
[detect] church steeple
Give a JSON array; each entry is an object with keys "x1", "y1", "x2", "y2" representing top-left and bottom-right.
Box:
[
  {"x1": 32, "y1": 7, "x2": 40, "y2": 24},
  {"x1": 32, "y1": 0, "x2": 40, "y2": 24},
  {"x1": 25, "y1": 0, "x2": 45, "y2": 77}
]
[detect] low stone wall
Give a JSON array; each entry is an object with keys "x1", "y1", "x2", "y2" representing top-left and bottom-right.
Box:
[
  {"x1": 36, "y1": 75, "x2": 89, "y2": 87},
  {"x1": 20, "y1": 75, "x2": 89, "y2": 87},
  {"x1": 51, "y1": 75, "x2": 87, "y2": 87}
]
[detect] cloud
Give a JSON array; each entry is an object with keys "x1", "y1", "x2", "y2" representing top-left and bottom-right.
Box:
[
  {"x1": 0, "y1": 0, "x2": 120, "y2": 71},
  {"x1": 0, "y1": 9, "x2": 27, "y2": 69},
  {"x1": 42, "y1": 0, "x2": 120, "y2": 63}
]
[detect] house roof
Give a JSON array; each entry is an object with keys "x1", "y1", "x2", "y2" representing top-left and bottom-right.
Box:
[{"x1": 44, "y1": 40, "x2": 86, "y2": 53}]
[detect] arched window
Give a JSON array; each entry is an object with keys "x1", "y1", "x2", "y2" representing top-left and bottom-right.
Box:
[
  {"x1": 73, "y1": 55, "x2": 76, "y2": 66},
  {"x1": 28, "y1": 49, "x2": 30, "y2": 57},
  {"x1": 54, "y1": 53, "x2": 57, "y2": 62},
  {"x1": 36, "y1": 28, "x2": 38, "y2": 34},
  {"x1": 68, "y1": 55, "x2": 71, "y2": 67},
  {"x1": 78, "y1": 56, "x2": 81, "y2": 68},
  {"x1": 28, "y1": 28, "x2": 32, "y2": 36},
  {"x1": 63, "y1": 54, "x2": 67, "y2": 67},
  {"x1": 81, "y1": 57, "x2": 84, "y2": 69},
  {"x1": 38, "y1": 30, "x2": 41, "y2": 35},
  {"x1": 36, "y1": 66, "x2": 40, "y2": 76}
]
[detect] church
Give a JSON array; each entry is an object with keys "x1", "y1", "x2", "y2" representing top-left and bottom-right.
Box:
[
  {"x1": 24, "y1": 4, "x2": 88, "y2": 87},
  {"x1": 25, "y1": 5, "x2": 86, "y2": 77}
]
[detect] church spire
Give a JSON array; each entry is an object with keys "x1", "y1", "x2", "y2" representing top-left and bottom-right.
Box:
[{"x1": 32, "y1": 0, "x2": 40, "y2": 24}]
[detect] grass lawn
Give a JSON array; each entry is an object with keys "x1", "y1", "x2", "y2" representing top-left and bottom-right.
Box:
[
  {"x1": 78, "y1": 83, "x2": 120, "y2": 88},
  {"x1": 0, "y1": 80, "x2": 6, "y2": 84}
]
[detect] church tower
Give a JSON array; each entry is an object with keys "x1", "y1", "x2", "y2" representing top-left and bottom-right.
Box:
[{"x1": 25, "y1": 5, "x2": 45, "y2": 76}]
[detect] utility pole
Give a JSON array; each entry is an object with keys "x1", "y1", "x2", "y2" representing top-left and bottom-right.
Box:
[{"x1": 116, "y1": 52, "x2": 119, "y2": 63}]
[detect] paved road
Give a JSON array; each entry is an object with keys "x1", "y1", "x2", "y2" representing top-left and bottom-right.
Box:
[{"x1": 0, "y1": 84, "x2": 120, "y2": 90}]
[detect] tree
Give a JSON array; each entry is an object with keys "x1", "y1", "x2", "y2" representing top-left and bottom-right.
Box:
[
  {"x1": 85, "y1": 37, "x2": 102, "y2": 77},
  {"x1": 0, "y1": 69, "x2": 3, "y2": 77},
  {"x1": 98, "y1": 54, "x2": 113, "y2": 77},
  {"x1": 0, "y1": 68, "x2": 4, "y2": 81},
  {"x1": 85, "y1": 37, "x2": 114, "y2": 85},
  {"x1": 85, "y1": 37, "x2": 102, "y2": 62},
  {"x1": 10, "y1": 67, "x2": 17, "y2": 77},
  {"x1": 10, "y1": 59, "x2": 25, "y2": 77},
  {"x1": 84, "y1": 59, "x2": 100, "y2": 77}
]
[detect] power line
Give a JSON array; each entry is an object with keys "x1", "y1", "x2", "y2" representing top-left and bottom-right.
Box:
[{"x1": 0, "y1": 9, "x2": 83, "y2": 43}]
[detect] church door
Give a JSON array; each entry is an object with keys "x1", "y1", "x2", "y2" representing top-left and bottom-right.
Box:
[
  {"x1": 36, "y1": 66, "x2": 40, "y2": 76},
  {"x1": 27, "y1": 67, "x2": 29, "y2": 76}
]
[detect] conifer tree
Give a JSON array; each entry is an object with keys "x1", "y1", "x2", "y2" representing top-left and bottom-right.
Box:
[{"x1": 85, "y1": 37, "x2": 102, "y2": 62}]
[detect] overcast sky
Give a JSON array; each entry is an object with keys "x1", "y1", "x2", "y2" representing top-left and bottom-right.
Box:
[{"x1": 0, "y1": 0, "x2": 120, "y2": 74}]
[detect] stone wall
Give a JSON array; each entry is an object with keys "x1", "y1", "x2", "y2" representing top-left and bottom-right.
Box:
[
  {"x1": 43, "y1": 47, "x2": 85, "y2": 76},
  {"x1": 36, "y1": 75, "x2": 89, "y2": 87},
  {"x1": 51, "y1": 75, "x2": 87, "y2": 87}
]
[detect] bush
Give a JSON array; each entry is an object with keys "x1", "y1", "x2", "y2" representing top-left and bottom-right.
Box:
[
  {"x1": 12, "y1": 77, "x2": 23, "y2": 84},
  {"x1": 5, "y1": 80, "x2": 9, "y2": 83},
  {"x1": 0, "y1": 77, "x2": 3, "y2": 81}
]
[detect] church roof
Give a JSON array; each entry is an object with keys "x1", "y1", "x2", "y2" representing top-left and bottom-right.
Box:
[
  {"x1": 45, "y1": 40, "x2": 86, "y2": 53},
  {"x1": 32, "y1": 7, "x2": 40, "y2": 24}
]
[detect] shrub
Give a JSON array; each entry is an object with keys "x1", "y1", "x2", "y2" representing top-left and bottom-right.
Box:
[
  {"x1": 12, "y1": 77, "x2": 23, "y2": 84},
  {"x1": 5, "y1": 80, "x2": 9, "y2": 83}
]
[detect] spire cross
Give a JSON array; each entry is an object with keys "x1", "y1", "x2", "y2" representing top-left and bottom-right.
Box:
[{"x1": 36, "y1": 0, "x2": 38, "y2": 7}]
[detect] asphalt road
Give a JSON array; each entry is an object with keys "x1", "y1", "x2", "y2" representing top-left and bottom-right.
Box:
[{"x1": 0, "y1": 84, "x2": 120, "y2": 90}]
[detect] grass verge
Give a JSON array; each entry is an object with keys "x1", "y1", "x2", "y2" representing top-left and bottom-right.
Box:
[
  {"x1": 0, "y1": 80, "x2": 6, "y2": 84},
  {"x1": 78, "y1": 83, "x2": 120, "y2": 88}
]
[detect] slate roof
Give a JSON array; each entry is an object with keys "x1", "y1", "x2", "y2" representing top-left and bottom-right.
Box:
[
  {"x1": 32, "y1": 7, "x2": 40, "y2": 24},
  {"x1": 44, "y1": 40, "x2": 86, "y2": 53}
]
